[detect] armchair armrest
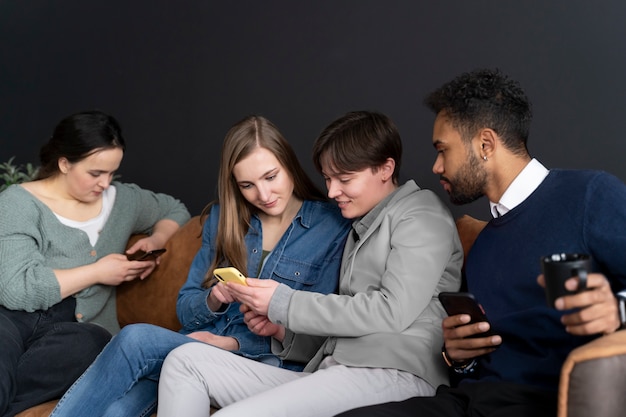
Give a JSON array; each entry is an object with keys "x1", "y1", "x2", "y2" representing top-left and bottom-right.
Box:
[{"x1": 558, "y1": 330, "x2": 626, "y2": 417}]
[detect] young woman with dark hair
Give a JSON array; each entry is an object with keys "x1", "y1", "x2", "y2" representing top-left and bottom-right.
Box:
[{"x1": 0, "y1": 110, "x2": 190, "y2": 417}]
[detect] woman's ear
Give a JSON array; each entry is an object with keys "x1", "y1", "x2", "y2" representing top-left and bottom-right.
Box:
[{"x1": 58, "y1": 157, "x2": 70, "y2": 174}]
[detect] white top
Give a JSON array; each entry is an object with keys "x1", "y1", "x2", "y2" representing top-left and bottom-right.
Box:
[{"x1": 55, "y1": 186, "x2": 117, "y2": 246}]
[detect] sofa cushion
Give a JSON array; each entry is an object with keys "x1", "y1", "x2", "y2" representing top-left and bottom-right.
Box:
[
  {"x1": 117, "y1": 215, "x2": 205, "y2": 331},
  {"x1": 13, "y1": 400, "x2": 57, "y2": 417},
  {"x1": 454, "y1": 214, "x2": 487, "y2": 262}
]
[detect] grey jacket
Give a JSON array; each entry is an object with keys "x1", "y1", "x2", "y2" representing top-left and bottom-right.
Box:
[{"x1": 269, "y1": 180, "x2": 463, "y2": 388}]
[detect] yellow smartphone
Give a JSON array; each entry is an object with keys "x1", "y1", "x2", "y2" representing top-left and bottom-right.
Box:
[{"x1": 213, "y1": 267, "x2": 247, "y2": 286}]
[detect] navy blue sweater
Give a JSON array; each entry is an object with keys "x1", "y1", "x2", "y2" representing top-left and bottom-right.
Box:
[{"x1": 464, "y1": 169, "x2": 626, "y2": 390}]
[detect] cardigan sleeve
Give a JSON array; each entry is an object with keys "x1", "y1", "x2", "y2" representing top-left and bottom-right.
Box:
[
  {"x1": 114, "y1": 182, "x2": 191, "y2": 235},
  {"x1": 0, "y1": 186, "x2": 63, "y2": 310}
]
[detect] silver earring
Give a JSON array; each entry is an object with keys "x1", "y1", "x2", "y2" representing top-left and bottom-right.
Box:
[{"x1": 483, "y1": 155, "x2": 488, "y2": 161}]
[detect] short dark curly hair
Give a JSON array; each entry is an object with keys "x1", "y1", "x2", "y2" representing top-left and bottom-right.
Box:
[{"x1": 424, "y1": 68, "x2": 532, "y2": 156}]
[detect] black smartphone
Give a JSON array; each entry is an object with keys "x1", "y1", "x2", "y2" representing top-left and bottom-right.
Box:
[
  {"x1": 126, "y1": 248, "x2": 167, "y2": 261},
  {"x1": 438, "y1": 292, "x2": 495, "y2": 338}
]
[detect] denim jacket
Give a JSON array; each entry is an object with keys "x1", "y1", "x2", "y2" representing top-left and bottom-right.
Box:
[{"x1": 176, "y1": 200, "x2": 350, "y2": 370}]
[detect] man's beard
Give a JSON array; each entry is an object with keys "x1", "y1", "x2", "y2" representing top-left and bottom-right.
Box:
[{"x1": 444, "y1": 152, "x2": 487, "y2": 205}]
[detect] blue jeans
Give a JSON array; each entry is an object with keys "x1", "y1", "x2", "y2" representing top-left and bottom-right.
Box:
[
  {"x1": 50, "y1": 323, "x2": 197, "y2": 417},
  {"x1": 0, "y1": 298, "x2": 112, "y2": 417}
]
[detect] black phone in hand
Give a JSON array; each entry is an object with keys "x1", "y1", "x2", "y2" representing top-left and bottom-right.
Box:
[
  {"x1": 126, "y1": 248, "x2": 166, "y2": 261},
  {"x1": 438, "y1": 292, "x2": 495, "y2": 338}
]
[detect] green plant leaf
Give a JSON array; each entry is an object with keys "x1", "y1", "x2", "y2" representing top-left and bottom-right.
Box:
[{"x1": 0, "y1": 156, "x2": 40, "y2": 193}]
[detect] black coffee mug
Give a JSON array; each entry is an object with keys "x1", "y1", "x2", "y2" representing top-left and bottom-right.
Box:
[{"x1": 540, "y1": 253, "x2": 591, "y2": 307}]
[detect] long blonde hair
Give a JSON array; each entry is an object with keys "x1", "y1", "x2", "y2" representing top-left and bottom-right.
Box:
[{"x1": 202, "y1": 115, "x2": 326, "y2": 287}]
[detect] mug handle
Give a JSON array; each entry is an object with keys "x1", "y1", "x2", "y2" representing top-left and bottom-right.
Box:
[{"x1": 571, "y1": 268, "x2": 588, "y2": 291}]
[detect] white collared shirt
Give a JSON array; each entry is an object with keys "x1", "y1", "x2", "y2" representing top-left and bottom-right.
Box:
[{"x1": 489, "y1": 158, "x2": 549, "y2": 218}]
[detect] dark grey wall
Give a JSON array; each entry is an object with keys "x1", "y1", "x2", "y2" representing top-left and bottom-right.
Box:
[{"x1": 2, "y1": 1, "x2": 626, "y2": 220}]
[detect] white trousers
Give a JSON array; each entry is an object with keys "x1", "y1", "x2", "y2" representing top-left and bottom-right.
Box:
[{"x1": 157, "y1": 343, "x2": 435, "y2": 417}]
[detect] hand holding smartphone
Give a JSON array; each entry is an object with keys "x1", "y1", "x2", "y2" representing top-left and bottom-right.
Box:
[
  {"x1": 126, "y1": 248, "x2": 167, "y2": 261},
  {"x1": 213, "y1": 267, "x2": 248, "y2": 286},
  {"x1": 438, "y1": 292, "x2": 495, "y2": 338}
]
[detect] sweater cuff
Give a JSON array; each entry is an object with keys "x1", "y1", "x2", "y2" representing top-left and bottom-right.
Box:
[{"x1": 268, "y1": 283, "x2": 294, "y2": 327}]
